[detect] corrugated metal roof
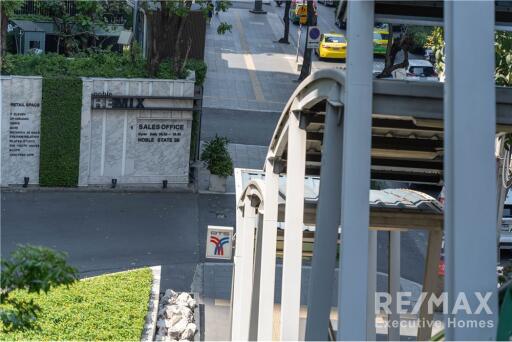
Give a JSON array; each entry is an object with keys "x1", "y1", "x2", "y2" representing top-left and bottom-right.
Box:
[{"x1": 238, "y1": 168, "x2": 442, "y2": 213}]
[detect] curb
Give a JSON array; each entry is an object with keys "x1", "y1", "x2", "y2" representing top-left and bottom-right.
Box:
[
  {"x1": 1, "y1": 186, "x2": 194, "y2": 193},
  {"x1": 141, "y1": 266, "x2": 162, "y2": 342}
]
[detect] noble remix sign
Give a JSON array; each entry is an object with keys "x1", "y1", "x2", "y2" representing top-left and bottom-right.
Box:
[{"x1": 79, "y1": 78, "x2": 195, "y2": 187}]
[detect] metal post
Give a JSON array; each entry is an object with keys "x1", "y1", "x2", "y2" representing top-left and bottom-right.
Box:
[
  {"x1": 388, "y1": 231, "x2": 400, "y2": 341},
  {"x1": 280, "y1": 111, "x2": 307, "y2": 341},
  {"x1": 249, "y1": 213, "x2": 265, "y2": 340},
  {"x1": 305, "y1": 102, "x2": 343, "y2": 341},
  {"x1": 444, "y1": 1, "x2": 498, "y2": 339},
  {"x1": 257, "y1": 159, "x2": 280, "y2": 340},
  {"x1": 367, "y1": 230, "x2": 377, "y2": 341},
  {"x1": 233, "y1": 197, "x2": 258, "y2": 340},
  {"x1": 230, "y1": 203, "x2": 246, "y2": 340},
  {"x1": 417, "y1": 229, "x2": 442, "y2": 341},
  {"x1": 337, "y1": 0, "x2": 374, "y2": 340}
]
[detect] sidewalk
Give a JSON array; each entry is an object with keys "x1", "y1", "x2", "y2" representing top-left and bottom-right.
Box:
[
  {"x1": 198, "y1": 142, "x2": 267, "y2": 194},
  {"x1": 203, "y1": 8, "x2": 299, "y2": 112}
]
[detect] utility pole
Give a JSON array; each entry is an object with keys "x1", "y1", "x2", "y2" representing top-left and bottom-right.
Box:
[
  {"x1": 132, "y1": 0, "x2": 139, "y2": 42},
  {"x1": 250, "y1": 0, "x2": 267, "y2": 14},
  {"x1": 298, "y1": 0, "x2": 314, "y2": 81}
]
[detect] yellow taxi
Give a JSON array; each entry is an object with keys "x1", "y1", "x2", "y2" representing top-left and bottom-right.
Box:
[
  {"x1": 373, "y1": 29, "x2": 389, "y2": 55},
  {"x1": 315, "y1": 33, "x2": 347, "y2": 60}
]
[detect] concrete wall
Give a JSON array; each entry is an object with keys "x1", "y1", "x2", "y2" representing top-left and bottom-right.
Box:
[
  {"x1": 0, "y1": 76, "x2": 42, "y2": 186},
  {"x1": 79, "y1": 78, "x2": 195, "y2": 187}
]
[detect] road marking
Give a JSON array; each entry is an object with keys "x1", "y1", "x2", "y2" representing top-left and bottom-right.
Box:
[{"x1": 234, "y1": 12, "x2": 265, "y2": 102}]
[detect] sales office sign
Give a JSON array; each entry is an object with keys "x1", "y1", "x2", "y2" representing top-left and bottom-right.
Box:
[{"x1": 91, "y1": 92, "x2": 192, "y2": 110}]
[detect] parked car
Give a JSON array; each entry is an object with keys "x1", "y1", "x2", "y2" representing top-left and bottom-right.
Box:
[
  {"x1": 373, "y1": 29, "x2": 389, "y2": 55},
  {"x1": 501, "y1": 193, "x2": 512, "y2": 250},
  {"x1": 424, "y1": 48, "x2": 436, "y2": 64},
  {"x1": 315, "y1": 33, "x2": 347, "y2": 60},
  {"x1": 391, "y1": 59, "x2": 439, "y2": 81}
]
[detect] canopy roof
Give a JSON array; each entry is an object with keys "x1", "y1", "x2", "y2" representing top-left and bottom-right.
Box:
[{"x1": 265, "y1": 69, "x2": 512, "y2": 186}]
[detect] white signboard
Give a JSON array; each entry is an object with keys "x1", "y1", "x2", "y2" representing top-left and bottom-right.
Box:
[
  {"x1": 307, "y1": 26, "x2": 321, "y2": 49},
  {"x1": 206, "y1": 225, "x2": 233, "y2": 260},
  {"x1": 1, "y1": 76, "x2": 42, "y2": 186}
]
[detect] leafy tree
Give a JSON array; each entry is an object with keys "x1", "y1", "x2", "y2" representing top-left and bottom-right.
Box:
[
  {"x1": 142, "y1": 0, "x2": 232, "y2": 77},
  {"x1": 426, "y1": 27, "x2": 512, "y2": 86},
  {"x1": 32, "y1": 0, "x2": 130, "y2": 55},
  {"x1": 0, "y1": 245, "x2": 78, "y2": 331},
  {"x1": 0, "y1": 0, "x2": 23, "y2": 57}
]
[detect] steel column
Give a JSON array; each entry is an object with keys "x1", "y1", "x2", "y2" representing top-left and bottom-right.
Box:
[
  {"x1": 280, "y1": 111, "x2": 307, "y2": 341},
  {"x1": 388, "y1": 232, "x2": 400, "y2": 341},
  {"x1": 444, "y1": 1, "x2": 498, "y2": 339},
  {"x1": 367, "y1": 231, "x2": 377, "y2": 341},
  {"x1": 249, "y1": 213, "x2": 265, "y2": 340},
  {"x1": 337, "y1": 0, "x2": 374, "y2": 339},
  {"x1": 257, "y1": 160, "x2": 280, "y2": 340},
  {"x1": 305, "y1": 103, "x2": 343, "y2": 340},
  {"x1": 417, "y1": 230, "x2": 442, "y2": 341},
  {"x1": 239, "y1": 198, "x2": 258, "y2": 340}
]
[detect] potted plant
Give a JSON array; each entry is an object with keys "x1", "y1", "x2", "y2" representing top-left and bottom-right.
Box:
[{"x1": 201, "y1": 136, "x2": 233, "y2": 192}]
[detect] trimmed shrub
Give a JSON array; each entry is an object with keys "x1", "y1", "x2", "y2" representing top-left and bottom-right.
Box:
[
  {"x1": 201, "y1": 136, "x2": 233, "y2": 177},
  {"x1": 39, "y1": 78, "x2": 82, "y2": 187}
]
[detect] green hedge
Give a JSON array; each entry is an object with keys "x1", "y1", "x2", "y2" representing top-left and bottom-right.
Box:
[
  {"x1": 39, "y1": 78, "x2": 82, "y2": 187},
  {"x1": 1, "y1": 52, "x2": 207, "y2": 86}
]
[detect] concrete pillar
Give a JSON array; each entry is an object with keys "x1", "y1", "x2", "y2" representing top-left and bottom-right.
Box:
[
  {"x1": 280, "y1": 111, "x2": 307, "y2": 341},
  {"x1": 388, "y1": 232, "x2": 400, "y2": 341},
  {"x1": 337, "y1": 0, "x2": 374, "y2": 340},
  {"x1": 443, "y1": 1, "x2": 498, "y2": 339},
  {"x1": 257, "y1": 159, "x2": 280, "y2": 340},
  {"x1": 305, "y1": 103, "x2": 343, "y2": 341}
]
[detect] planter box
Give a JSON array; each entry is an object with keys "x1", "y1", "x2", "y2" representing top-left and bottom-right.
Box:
[{"x1": 209, "y1": 174, "x2": 227, "y2": 192}]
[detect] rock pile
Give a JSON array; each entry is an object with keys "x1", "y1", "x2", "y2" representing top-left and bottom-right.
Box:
[{"x1": 155, "y1": 290, "x2": 197, "y2": 341}]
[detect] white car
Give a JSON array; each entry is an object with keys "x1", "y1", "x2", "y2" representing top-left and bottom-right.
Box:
[{"x1": 391, "y1": 59, "x2": 439, "y2": 81}]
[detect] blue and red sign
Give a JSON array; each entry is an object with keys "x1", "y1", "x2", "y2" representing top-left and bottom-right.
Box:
[
  {"x1": 206, "y1": 226, "x2": 233, "y2": 260},
  {"x1": 210, "y1": 235, "x2": 230, "y2": 256}
]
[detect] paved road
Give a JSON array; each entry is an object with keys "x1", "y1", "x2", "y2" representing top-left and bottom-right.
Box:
[
  {"x1": 2, "y1": 191, "x2": 426, "y2": 286},
  {"x1": 1, "y1": 191, "x2": 235, "y2": 292},
  {"x1": 201, "y1": 107, "x2": 280, "y2": 146}
]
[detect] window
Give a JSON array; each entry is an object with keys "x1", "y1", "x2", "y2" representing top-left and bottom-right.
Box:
[
  {"x1": 409, "y1": 66, "x2": 437, "y2": 77},
  {"x1": 504, "y1": 205, "x2": 512, "y2": 218},
  {"x1": 324, "y1": 36, "x2": 345, "y2": 43},
  {"x1": 29, "y1": 40, "x2": 41, "y2": 49}
]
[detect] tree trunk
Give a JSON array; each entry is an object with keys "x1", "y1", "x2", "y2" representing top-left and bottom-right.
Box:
[
  {"x1": 278, "y1": 1, "x2": 291, "y2": 44},
  {"x1": 298, "y1": 0, "x2": 314, "y2": 81},
  {"x1": 1, "y1": 8, "x2": 8, "y2": 57},
  {"x1": 173, "y1": 15, "x2": 188, "y2": 77},
  {"x1": 377, "y1": 25, "x2": 412, "y2": 78}
]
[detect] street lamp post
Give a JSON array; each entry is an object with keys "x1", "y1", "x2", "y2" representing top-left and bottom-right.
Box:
[{"x1": 250, "y1": 0, "x2": 267, "y2": 14}]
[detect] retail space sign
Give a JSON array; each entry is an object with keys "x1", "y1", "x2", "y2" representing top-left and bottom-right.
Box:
[
  {"x1": 206, "y1": 226, "x2": 233, "y2": 260},
  {"x1": 307, "y1": 26, "x2": 321, "y2": 49}
]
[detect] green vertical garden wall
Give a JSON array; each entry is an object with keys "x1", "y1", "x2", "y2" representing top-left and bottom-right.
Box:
[{"x1": 39, "y1": 78, "x2": 82, "y2": 186}]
